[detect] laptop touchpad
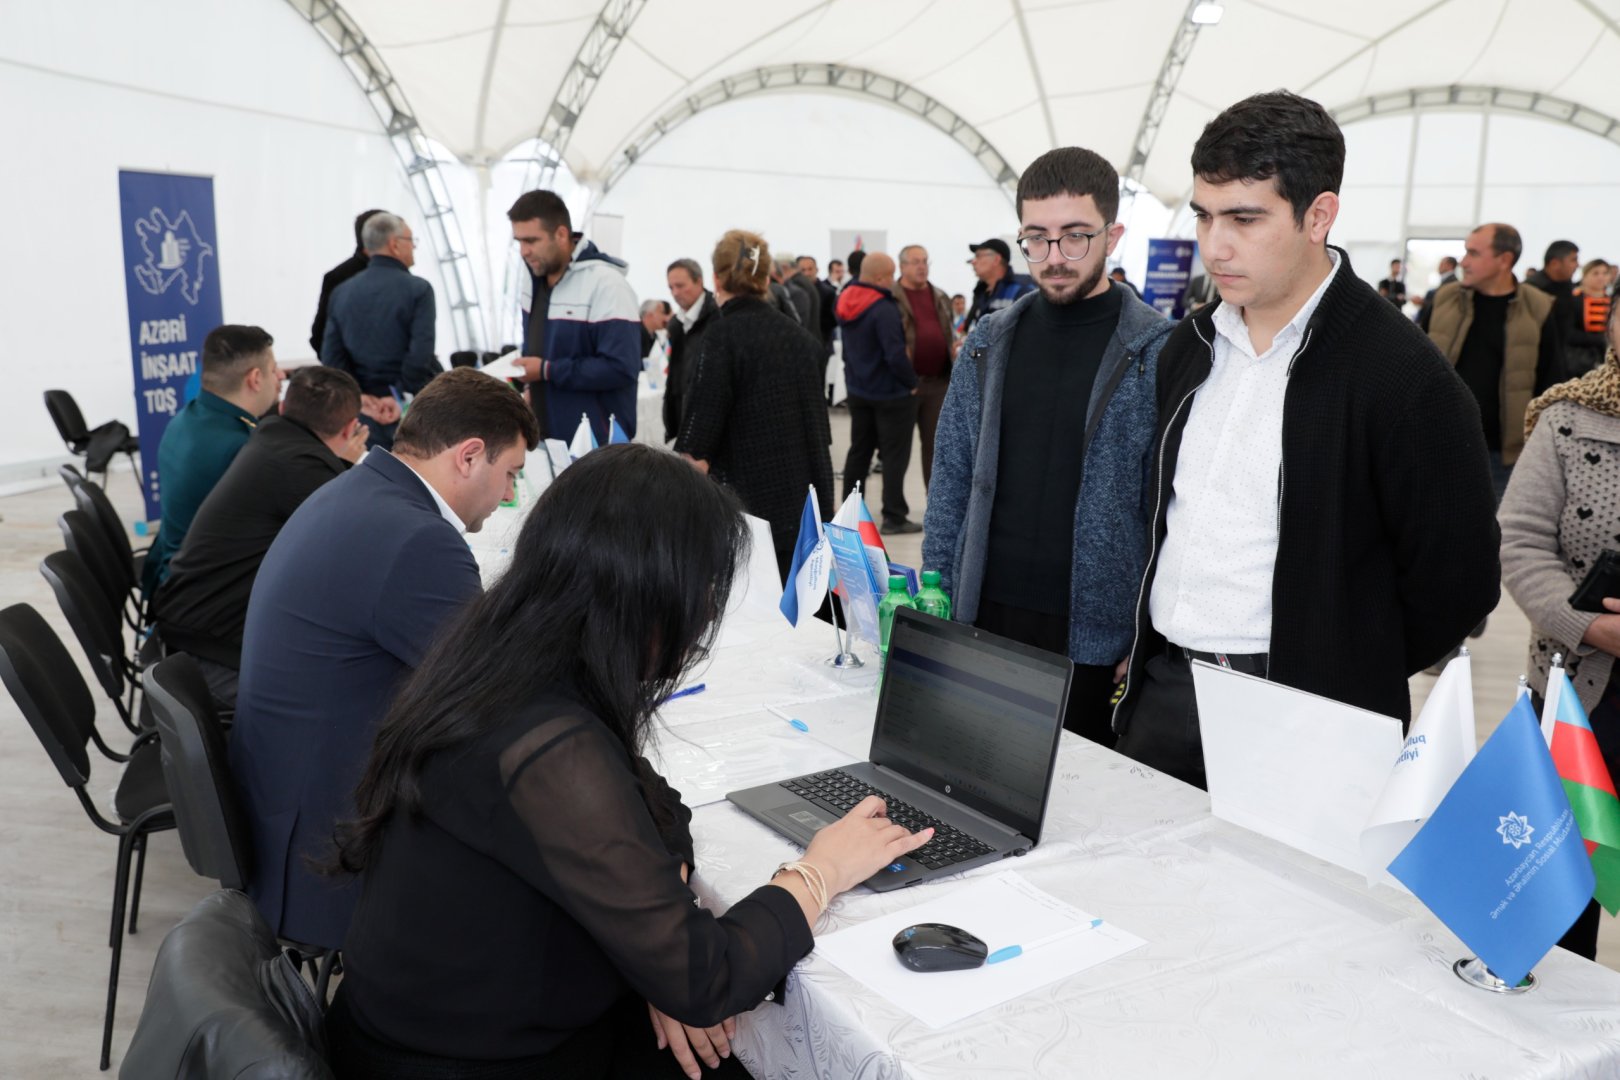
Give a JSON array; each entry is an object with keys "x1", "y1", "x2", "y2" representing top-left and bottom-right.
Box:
[{"x1": 785, "y1": 807, "x2": 831, "y2": 830}]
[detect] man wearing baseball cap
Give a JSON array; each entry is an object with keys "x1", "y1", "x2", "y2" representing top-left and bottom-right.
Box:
[{"x1": 966, "y1": 237, "x2": 1036, "y2": 334}]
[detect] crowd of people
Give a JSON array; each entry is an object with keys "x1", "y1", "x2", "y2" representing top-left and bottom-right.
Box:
[{"x1": 117, "y1": 84, "x2": 1620, "y2": 1077}]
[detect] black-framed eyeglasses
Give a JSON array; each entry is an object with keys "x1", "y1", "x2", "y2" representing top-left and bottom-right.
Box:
[{"x1": 1018, "y1": 229, "x2": 1107, "y2": 264}]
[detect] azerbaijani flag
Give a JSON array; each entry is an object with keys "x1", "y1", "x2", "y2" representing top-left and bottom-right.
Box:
[{"x1": 1548, "y1": 666, "x2": 1620, "y2": 914}]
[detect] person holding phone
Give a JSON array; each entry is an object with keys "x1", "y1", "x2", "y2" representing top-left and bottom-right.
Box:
[
  {"x1": 323, "y1": 444, "x2": 932, "y2": 1079},
  {"x1": 1500, "y1": 296, "x2": 1620, "y2": 960}
]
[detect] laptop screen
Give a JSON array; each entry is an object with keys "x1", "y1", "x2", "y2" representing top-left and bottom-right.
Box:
[{"x1": 870, "y1": 609, "x2": 1072, "y2": 842}]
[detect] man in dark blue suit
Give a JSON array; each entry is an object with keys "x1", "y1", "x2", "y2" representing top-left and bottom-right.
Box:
[{"x1": 229, "y1": 368, "x2": 539, "y2": 951}]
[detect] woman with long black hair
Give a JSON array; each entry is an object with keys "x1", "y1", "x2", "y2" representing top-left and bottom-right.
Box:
[{"x1": 323, "y1": 443, "x2": 930, "y2": 1079}]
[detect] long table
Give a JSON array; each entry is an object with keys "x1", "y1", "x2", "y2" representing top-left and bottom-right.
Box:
[{"x1": 648, "y1": 617, "x2": 1620, "y2": 1080}]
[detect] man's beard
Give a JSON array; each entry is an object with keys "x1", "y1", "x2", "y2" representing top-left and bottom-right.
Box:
[{"x1": 1036, "y1": 259, "x2": 1105, "y2": 306}]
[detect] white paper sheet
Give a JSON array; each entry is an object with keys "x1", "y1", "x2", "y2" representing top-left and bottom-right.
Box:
[
  {"x1": 1192, "y1": 661, "x2": 1404, "y2": 876},
  {"x1": 813, "y1": 872, "x2": 1145, "y2": 1029},
  {"x1": 473, "y1": 349, "x2": 526, "y2": 380},
  {"x1": 645, "y1": 712, "x2": 853, "y2": 808}
]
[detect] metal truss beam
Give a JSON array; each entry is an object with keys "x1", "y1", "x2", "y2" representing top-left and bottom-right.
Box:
[
  {"x1": 1330, "y1": 84, "x2": 1620, "y2": 148},
  {"x1": 520, "y1": 0, "x2": 647, "y2": 193},
  {"x1": 286, "y1": 0, "x2": 485, "y2": 350},
  {"x1": 1121, "y1": 1, "x2": 1215, "y2": 214},
  {"x1": 601, "y1": 64, "x2": 1019, "y2": 201}
]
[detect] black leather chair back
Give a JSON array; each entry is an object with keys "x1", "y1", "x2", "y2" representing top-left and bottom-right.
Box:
[
  {"x1": 59, "y1": 509, "x2": 130, "y2": 611},
  {"x1": 147, "y1": 655, "x2": 252, "y2": 890},
  {"x1": 45, "y1": 389, "x2": 90, "y2": 448},
  {"x1": 72, "y1": 478, "x2": 138, "y2": 572},
  {"x1": 0, "y1": 603, "x2": 99, "y2": 788},
  {"x1": 40, "y1": 550, "x2": 129, "y2": 704},
  {"x1": 119, "y1": 890, "x2": 332, "y2": 1079},
  {"x1": 59, "y1": 461, "x2": 85, "y2": 492}
]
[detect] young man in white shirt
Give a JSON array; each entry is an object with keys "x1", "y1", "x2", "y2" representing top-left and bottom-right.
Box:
[{"x1": 1111, "y1": 91, "x2": 1500, "y2": 789}]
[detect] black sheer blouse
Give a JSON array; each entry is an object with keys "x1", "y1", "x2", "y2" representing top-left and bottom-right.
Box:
[{"x1": 337, "y1": 694, "x2": 815, "y2": 1060}]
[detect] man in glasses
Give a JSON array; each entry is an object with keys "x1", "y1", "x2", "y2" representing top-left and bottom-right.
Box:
[
  {"x1": 923, "y1": 147, "x2": 1173, "y2": 745},
  {"x1": 1112, "y1": 92, "x2": 1499, "y2": 789}
]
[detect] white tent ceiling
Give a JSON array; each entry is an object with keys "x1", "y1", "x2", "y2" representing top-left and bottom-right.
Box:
[{"x1": 334, "y1": 0, "x2": 1620, "y2": 206}]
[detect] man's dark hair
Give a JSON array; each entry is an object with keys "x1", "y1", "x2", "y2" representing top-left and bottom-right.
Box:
[
  {"x1": 1110, "y1": 267, "x2": 1126, "y2": 278},
  {"x1": 393, "y1": 367, "x2": 540, "y2": 460},
  {"x1": 1016, "y1": 146, "x2": 1120, "y2": 222},
  {"x1": 1481, "y1": 223, "x2": 1524, "y2": 265},
  {"x1": 659, "y1": 300, "x2": 672, "y2": 316},
  {"x1": 951, "y1": 293, "x2": 965, "y2": 301},
  {"x1": 848, "y1": 250, "x2": 865, "y2": 277},
  {"x1": 1544, "y1": 239, "x2": 1579, "y2": 264},
  {"x1": 352, "y1": 209, "x2": 386, "y2": 250},
  {"x1": 507, "y1": 190, "x2": 572, "y2": 233},
  {"x1": 282, "y1": 366, "x2": 361, "y2": 440},
  {"x1": 829, "y1": 259, "x2": 844, "y2": 271},
  {"x1": 200, "y1": 325, "x2": 274, "y2": 392},
  {"x1": 1191, "y1": 90, "x2": 1345, "y2": 226},
  {"x1": 1439, "y1": 255, "x2": 1458, "y2": 271},
  {"x1": 334, "y1": 444, "x2": 749, "y2": 875},
  {"x1": 667, "y1": 257, "x2": 702, "y2": 283}
]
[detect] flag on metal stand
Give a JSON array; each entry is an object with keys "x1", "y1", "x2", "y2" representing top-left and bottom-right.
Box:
[
  {"x1": 1547, "y1": 665, "x2": 1620, "y2": 914},
  {"x1": 608, "y1": 415, "x2": 631, "y2": 445},
  {"x1": 1388, "y1": 696, "x2": 1595, "y2": 987},
  {"x1": 569, "y1": 413, "x2": 597, "y2": 460},
  {"x1": 779, "y1": 487, "x2": 831, "y2": 627},
  {"x1": 1359, "y1": 648, "x2": 1476, "y2": 887}
]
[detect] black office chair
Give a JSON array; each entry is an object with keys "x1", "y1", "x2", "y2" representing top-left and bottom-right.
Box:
[
  {"x1": 45, "y1": 389, "x2": 140, "y2": 478},
  {"x1": 59, "y1": 509, "x2": 143, "y2": 633},
  {"x1": 118, "y1": 890, "x2": 333, "y2": 1080},
  {"x1": 146, "y1": 655, "x2": 250, "y2": 890},
  {"x1": 449, "y1": 350, "x2": 479, "y2": 368},
  {"x1": 60, "y1": 460, "x2": 86, "y2": 492},
  {"x1": 146, "y1": 654, "x2": 334, "y2": 998},
  {"x1": 72, "y1": 476, "x2": 150, "y2": 588},
  {"x1": 41, "y1": 551, "x2": 146, "y2": 736},
  {"x1": 0, "y1": 604, "x2": 175, "y2": 1070}
]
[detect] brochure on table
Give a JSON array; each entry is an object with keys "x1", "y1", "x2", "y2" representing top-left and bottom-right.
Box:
[
  {"x1": 825, "y1": 523, "x2": 881, "y2": 646},
  {"x1": 814, "y1": 871, "x2": 1145, "y2": 1029}
]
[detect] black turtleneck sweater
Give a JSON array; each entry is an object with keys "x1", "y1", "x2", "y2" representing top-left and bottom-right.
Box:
[{"x1": 982, "y1": 284, "x2": 1123, "y2": 613}]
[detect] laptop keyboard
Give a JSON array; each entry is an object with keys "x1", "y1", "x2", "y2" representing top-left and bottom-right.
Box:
[{"x1": 781, "y1": 769, "x2": 994, "y2": 871}]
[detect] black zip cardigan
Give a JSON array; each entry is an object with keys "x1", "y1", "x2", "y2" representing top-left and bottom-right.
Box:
[{"x1": 1114, "y1": 247, "x2": 1501, "y2": 729}]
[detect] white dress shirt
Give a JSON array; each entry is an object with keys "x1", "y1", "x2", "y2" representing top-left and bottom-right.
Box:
[
  {"x1": 674, "y1": 293, "x2": 706, "y2": 333},
  {"x1": 1148, "y1": 250, "x2": 1341, "y2": 653},
  {"x1": 399, "y1": 455, "x2": 467, "y2": 535}
]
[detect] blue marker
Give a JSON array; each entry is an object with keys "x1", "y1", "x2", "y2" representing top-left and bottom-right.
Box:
[
  {"x1": 766, "y1": 704, "x2": 810, "y2": 733},
  {"x1": 663, "y1": 683, "x2": 706, "y2": 703},
  {"x1": 985, "y1": 919, "x2": 1104, "y2": 964}
]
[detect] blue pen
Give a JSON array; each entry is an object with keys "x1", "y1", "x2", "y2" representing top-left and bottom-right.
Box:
[
  {"x1": 985, "y1": 919, "x2": 1104, "y2": 964},
  {"x1": 664, "y1": 683, "x2": 706, "y2": 703},
  {"x1": 766, "y1": 704, "x2": 810, "y2": 733}
]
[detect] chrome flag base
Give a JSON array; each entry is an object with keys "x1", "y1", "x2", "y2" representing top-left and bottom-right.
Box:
[{"x1": 1453, "y1": 956, "x2": 1537, "y2": 993}]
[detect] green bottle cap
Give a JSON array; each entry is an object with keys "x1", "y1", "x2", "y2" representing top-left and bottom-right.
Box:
[
  {"x1": 921, "y1": 570, "x2": 941, "y2": 586},
  {"x1": 889, "y1": 574, "x2": 908, "y2": 589}
]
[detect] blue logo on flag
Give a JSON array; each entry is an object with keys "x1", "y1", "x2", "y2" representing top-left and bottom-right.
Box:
[{"x1": 1389, "y1": 697, "x2": 1594, "y2": 986}]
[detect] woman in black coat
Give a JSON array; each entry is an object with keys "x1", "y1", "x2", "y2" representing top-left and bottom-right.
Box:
[{"x1": 676, "y1": 230, "x2": 836, "y2": 582}]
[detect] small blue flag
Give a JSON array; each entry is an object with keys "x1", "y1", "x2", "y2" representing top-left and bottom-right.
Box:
[
  {"x1": 608, "y1": 414, "x2": 631, "y2": 445},
  {"x1": 1389, "y1": 696, "x2": 1595, "y2": 986},
  {"x1": 779, "y1": 487, "x2": 829, "y2": 627}
]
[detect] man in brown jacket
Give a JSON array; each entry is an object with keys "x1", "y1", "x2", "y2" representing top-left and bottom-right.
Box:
[
  {"x1": 894, "y1": 244, "x2": 956, "y2": 487},
  {"x1": 1425, "y1": 222, "x2": 1563, "y2": 500}
]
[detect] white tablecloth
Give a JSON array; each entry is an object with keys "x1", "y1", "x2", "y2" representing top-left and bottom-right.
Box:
[{"x1": 644, "y1": 626, "x2": 1620, "y2": 1080}]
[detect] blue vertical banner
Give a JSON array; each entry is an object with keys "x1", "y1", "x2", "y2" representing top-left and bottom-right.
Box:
[
  {"x1": 1142, "y1": 239, "x2": 1195, "y2": 320},
  {"x1": 118, "y1": 170, "x2": 223, "y2": 522}
]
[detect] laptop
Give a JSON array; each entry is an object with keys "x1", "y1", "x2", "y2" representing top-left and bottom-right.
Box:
[{"x1": 727, "y1": 607, "x2": 1073, "y2": 892}]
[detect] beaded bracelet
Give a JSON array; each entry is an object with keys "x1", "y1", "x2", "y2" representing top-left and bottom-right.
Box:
[{"x1": 774, "y1": 860, "x2": 829, "y2": 914}]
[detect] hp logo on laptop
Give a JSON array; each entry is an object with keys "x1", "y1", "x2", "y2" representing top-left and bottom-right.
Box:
[{"x1": 944, "y1": 784, "x2": 952, "y2": 794}]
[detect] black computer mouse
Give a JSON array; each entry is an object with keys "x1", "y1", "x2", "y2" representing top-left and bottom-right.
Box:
[{"x1": 892, "y1": 923, "x2": 989, "y2": 972}]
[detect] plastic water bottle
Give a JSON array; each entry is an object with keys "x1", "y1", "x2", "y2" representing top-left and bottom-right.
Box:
[
  {"x1": 877, "y1": 574, "x2": 918, "y2": 673},
  {"x1": 915, "y1": 570, "x2": 952, "y2": 621}
]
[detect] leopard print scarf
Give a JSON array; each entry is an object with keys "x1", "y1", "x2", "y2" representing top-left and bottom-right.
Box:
[{"x1": 1524, "y1": 347, "x2": 1620, "y2": 438}]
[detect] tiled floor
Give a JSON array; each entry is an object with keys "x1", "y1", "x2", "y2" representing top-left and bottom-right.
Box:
[{"x1": 0, "y1": 416, "x2": 1613, "y2": 1077}]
